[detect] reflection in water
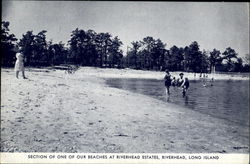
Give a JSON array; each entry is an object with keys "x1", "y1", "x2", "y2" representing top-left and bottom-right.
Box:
[
  {"x1": 185, "y1": 95, "x2": 189, "y2": 105},
  {"x1": 166, "y1": 94, "x2": 170, "y2": 102},
  {"x1": 106, "y1": 78, "x2": 249, "y2": 127}
]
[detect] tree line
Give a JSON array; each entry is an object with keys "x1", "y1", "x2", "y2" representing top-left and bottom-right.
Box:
[
  {"x1": 125, "y1": 37, "x2": 250, "y2": 72},
  {"x1": 1, "y1": 21, "x2": 250, "y2": 72},
  {"x1": 1, "y1": 21, "x2": 123, "y2": 68}
]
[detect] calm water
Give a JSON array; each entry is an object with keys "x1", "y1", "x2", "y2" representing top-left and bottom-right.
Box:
[{"x1": 106, "y1": 78, "x2": 249, "y2": 127}]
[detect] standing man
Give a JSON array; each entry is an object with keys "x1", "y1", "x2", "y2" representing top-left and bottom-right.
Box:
[
  {"x1": 177, "y1": 73, "x2": 189, "y2": 97},
  {"x1": 177, "y1": 73, "x2": 184, "y2": 87},
  {"x1": 164, "y1": 69, "x2": 172, "y2": 95}
]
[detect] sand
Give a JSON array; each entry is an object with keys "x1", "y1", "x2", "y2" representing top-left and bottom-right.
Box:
[{"x1": 0, "y1": 67, "x2": 249, "y2": 153}]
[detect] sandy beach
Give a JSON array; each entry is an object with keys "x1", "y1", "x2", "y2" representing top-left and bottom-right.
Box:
[{"x1": 0, "y1": 67, "x2": 249, "y2": 153}]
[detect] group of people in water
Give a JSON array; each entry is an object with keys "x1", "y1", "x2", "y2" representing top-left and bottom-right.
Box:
[
  {"x1": 164, "y1": 69, "x2": 215, "y2": 98},
  {"x1": 164, "y1": 70, "x2": 189, "y2": 97}
]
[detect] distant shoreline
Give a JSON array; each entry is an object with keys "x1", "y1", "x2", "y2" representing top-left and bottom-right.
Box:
[
  {"x1": 2, "y1": 67, "x2": 249, "y2": 81},
  {"x1": 73, "y1": 67, "x2": 250, "y2": 81}
]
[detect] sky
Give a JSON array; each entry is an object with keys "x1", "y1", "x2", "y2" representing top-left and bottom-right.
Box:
[{"x1": 2, "y1": 1, "x2": 249, "y2": 57}]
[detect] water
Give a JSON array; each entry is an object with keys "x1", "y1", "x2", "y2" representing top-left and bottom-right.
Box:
[{"x1": 106, "y1": 78, "x2": 249, "y2": 127}]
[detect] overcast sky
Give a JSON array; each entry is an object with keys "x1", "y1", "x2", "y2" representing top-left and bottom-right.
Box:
[{"x1": 2, "y1": 1, "x2": 249, "y2": 57}]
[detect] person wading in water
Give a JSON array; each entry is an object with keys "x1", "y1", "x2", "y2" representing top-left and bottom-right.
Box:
[
  {"x1": 181, "y1": 77, "x2": 190, "y2": 97},
  {"x1": 177, "y1": 73, "x2": 189, "y2": 97},
  {"x1": 164, "y1": 69, "x2": 172, "y2": 96}
]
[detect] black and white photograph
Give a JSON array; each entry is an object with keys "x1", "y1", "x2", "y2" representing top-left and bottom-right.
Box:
[{"x1": 1, "y1": 1, "x2": 249, "y2": 163}]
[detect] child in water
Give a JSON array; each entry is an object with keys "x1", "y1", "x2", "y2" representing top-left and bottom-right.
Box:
[
  {"x1": 14, "y1": 51, "x2": 27, "y2": 79},
  {"x1": 171, "y1": 77, "x2": 177, "y2": 87},
  {"x1": 210, "y1": 78, "x2": 214, "y2": 86}
]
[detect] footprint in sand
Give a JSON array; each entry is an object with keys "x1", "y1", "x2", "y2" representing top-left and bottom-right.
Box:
[
  {"x1": 57, "y1": 84, "x2": 68, "y2": 87},
  {"x1": 19, "y1": 92, "x2": 25, "y2": 96},
  {"x1": 105, "y1": 144, "x2": 120, "y2": 151},
  {"x1": 78, "y1": 133, "x2": 85, "y2": 137},
  {"x1": 16, "y1": 117, "x2": 24, "y2": 120},
  {"x1": 16, "y1": 119, "x2": 23, "y2": 123},
  {"x1": 24, "y1": 104, "x2": 29, "y2": 108},
  {"x1": 89, "y1": 107, "x2": 97, "y2": 110},
  {"x1": 114, "y1": 134, "x2": 129, "y2": 137},
  {"x1": 89, "y1": 100, "x2": 95, "y2": 104},
  {"x1": 217, "y1": 150, "x2": 227, "y2": 153}
]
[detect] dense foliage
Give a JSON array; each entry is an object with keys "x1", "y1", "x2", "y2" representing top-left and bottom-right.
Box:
[
  {"x1": 1, "y1": 21, "x2": 17, "y2": 66},
  {"x1": 1, "y1": 21, "x2": 249, "y2": 72}
]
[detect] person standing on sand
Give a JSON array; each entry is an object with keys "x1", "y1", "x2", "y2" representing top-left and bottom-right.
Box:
[
  {"x1": 14, "y1": 51, "x2": 27, "y2": 79},
  {"x1": 164, "y1": 69, "x2": 172, "y2": 95}
]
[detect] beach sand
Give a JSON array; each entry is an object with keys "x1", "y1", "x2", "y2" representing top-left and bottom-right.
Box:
[{"x1": 0, "y1": 67, "x2": 249, "y2": 153}]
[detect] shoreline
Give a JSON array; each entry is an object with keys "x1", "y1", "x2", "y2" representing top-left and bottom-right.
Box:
[
  {"x1": 1, "y1": 67, "x2": 249, "y2": 153},
  {"x1": 72, "y1": 67, "x2": 249, "y2": 81}
]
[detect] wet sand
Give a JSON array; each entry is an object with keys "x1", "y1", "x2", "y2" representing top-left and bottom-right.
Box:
[{"x1": 1, "y1": 67, "x2": 249, "y2": 153}]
